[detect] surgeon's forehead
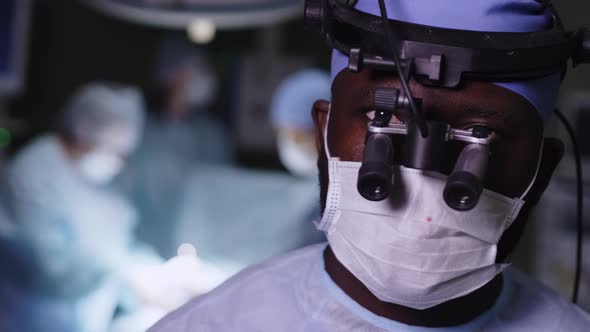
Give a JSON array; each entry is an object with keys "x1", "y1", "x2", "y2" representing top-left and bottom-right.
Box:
[{"x1": 331, "y1": 69, "x2": 541, "y2": 132}]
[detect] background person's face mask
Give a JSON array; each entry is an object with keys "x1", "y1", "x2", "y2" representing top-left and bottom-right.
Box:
[
  {"x1": 76, "y1": 150, "x2": 124, "y2": 185},
  {"x1": 182, "y1": 68, "x2": 218, "y2": 110},
  {"x1": 316, "y1": 105, "x2": 541, "y2": 310},
  {"x1": 277, "y1": 130, "x2": 318, "y2": 178}
]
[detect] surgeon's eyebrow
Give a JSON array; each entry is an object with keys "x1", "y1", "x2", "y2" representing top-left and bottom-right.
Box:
[
  {"x1": 450, "y1": 106, "x2": 523, "y2": 138},
  {"x1": 462, "y1": 103, "x2": 523, "y2": 126},
  {"x1": 351, "y1": 82, "x2": 521, "y2": 131},
  {"x1": 464, "y1": 107, "x2": 504, "y2": 120},
  {"x1": 349, "y1": 87, "x2": 372, "y2": 104}
]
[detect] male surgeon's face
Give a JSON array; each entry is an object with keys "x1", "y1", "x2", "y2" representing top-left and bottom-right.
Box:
[{"x1": 313, "y1": 69, "x2": 563, "y2": 260}]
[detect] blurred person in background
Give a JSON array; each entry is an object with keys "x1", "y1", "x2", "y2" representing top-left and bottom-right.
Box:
[
  {"x1": 115, "y1": 36, "x2": 233, "y2": 259},
  {"x1": 271, "y1": 69, "x2": 331, "y2": 179},
  {"x1": 171, "y1": 69, "x2": 330, "y2": 285},
  {"x1": 0, "y1": 82, "x2": 207, "y2": 332}
]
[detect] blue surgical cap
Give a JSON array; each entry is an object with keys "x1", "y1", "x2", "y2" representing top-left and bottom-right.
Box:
[
  {"x1": 271, "y1": 69, "x2": 331, "y2": 130},
  {"x1": 155, "y1": 37, "x2": 209, "y2": 86},
  {"x1": 61, "y1": 82, "x2": 145, "y2": 154},
  {"x1": 331, "y1": 0, "x2": 562, "y2": 121}
]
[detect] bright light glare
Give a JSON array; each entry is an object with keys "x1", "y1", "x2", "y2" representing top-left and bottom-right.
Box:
[
  {"x1": 177, "y1": 243, "x2": 197, "y2": 257},
  {"x1": 187, "y1": 18, "x2": 216, "y2": 44}
]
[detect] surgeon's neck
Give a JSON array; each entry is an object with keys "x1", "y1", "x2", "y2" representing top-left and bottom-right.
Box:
[{"x1": 323, "y1": 246, "x2": 503, "y2": 327}]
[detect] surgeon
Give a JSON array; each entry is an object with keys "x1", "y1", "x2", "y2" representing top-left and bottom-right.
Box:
[
  {"x1": 170, "y1": 69, "x2": 329, "y2": 284},
  {"x1": 0, "y1": 82, "x2": 163, "y2": 332},
  {"x1": 271, "y1": 69, "x2": 331, "y2": 178},
  {"x1": 149, "y1": 1, "x2": 590, "y2": 331},
  {"x1": 115, "y1": 36, "x2": 233, "y2": 259}
]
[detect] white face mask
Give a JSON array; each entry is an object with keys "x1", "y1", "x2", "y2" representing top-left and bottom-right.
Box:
[
  {"x1": 277, "y1": 132, "x2": 318, "y2": 178},
  {"x1": 76, "y1": 150, "x2": 124, "y2": 185},
  {"x1": 316, "y1": 105, "x2": 540, "y2": 310},
  {"x1": 182, "y1": 70, "x2": 217, "y2": 110}
]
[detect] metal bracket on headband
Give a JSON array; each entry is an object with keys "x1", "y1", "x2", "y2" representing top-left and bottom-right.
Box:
[
  {"x1": 349, "y1": 48, "x2": 443, "y2": 82},
  {"x1": 368, "y1": 123, "x2": 494, "y2": 145}
]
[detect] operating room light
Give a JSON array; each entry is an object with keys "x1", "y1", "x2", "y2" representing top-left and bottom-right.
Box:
[
  {"x1": 81, "y1": 0, "x2": 302, "y2": 30},
  {"x1": 187, "y1": 18, "x2": 216, "y2": 44}
]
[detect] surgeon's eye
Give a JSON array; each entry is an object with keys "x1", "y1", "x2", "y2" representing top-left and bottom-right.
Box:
[
  {"x1": 365, "y1": 110, "x2": 403, "y2": 125},
  {"x1": 462, "y1": 124, "x2": 499, "y2": 140}
]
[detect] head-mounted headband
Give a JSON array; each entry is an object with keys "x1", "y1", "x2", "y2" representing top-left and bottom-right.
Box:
[{"x1": 305, "y1": 0, "x2": 590, "y2": 88}]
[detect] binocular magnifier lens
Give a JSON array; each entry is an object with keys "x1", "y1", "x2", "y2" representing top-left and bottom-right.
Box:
[
  {"x1": 357, "y1": 118, "x2": 491, "y2": 209},
  {"x1": 443, "y1": 143, "x2": 489, "y2": 211},
  {"x1": 357, "y1": 133, "x2": 394, "y2": 201}
]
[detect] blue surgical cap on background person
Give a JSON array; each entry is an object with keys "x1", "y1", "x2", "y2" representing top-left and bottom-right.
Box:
[
  {"x1": 270, "y1": 69, "x2": 331, "y2": 131},
  {"x1": 331, "y1": 0, "x2": 562, "y2": 121},
  {"x1": 270, "y1": 69, "x2": 331, "y2": 177},
  {"x1": 155, "y1": 37, "x2": 200, "y2": 86},
  {"x1": 61, "y1": 82, "x2": 145, "y2": 154},
  {"x1": 154, "y1": 37, "x2": 218, "y2": 111}
]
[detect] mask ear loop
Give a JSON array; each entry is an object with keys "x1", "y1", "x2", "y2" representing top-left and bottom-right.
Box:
[
  {"x1": 315, "y1": 102, "x2": 336, "y2": 232},
  {"x1": 501, "y1": 139, "x2": 545, "y2": 264},
  {"x1": 323, "y1": 103, "x2": 333, "y2": 159},
  {"x1": 519, "y1": 139, "x2": 544, "y2": 201}
]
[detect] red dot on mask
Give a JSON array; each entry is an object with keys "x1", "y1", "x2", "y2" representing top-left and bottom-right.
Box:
[{"x1": 426, "y1": 217, "x2": 433, "y2": 223}]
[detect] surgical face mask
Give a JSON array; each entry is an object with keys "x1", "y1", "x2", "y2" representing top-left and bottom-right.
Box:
[
  {"x1": 182, "y1": 69, "x2": 217, "y2": 110},
  {"x1": 277, "y1": 131, "x2": 318, "y2": 178},
  {"x1": 76, "y1": 150, "x2": 124, "y2": 185},
  {"x1": 316, "y1": 105, "x2": 540, "y2": 310}
]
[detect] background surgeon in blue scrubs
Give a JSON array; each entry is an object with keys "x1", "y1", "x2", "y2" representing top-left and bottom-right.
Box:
[
  {"x1": 115, "y1": 37, "x2": 233, "y2": 259},
  {"x1": 0, "y1": 82, "x2": 163, "y2": 332},
  {"x1": 171, "y1": 68, "x2": 330, "y2": 284}
]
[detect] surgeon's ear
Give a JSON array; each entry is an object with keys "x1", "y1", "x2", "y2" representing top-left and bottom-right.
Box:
[
  {"x1": 524, "y1": 137, "x2": 565, "y2": 205},
  {"x1": 312, "y1": 100, "x2": 330, "y2": 155}
]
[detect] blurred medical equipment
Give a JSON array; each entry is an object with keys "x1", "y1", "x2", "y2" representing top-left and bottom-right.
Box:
[
  {"x1": 554, "y1": 110, "x2": 585, "y2": 304},
  {"x1": 115, "y1": 37, "x2": 233, "y2": 259},
  {"x1": 533, "y1": 94, "x2": 590, "y2": 310},
  {"x1": 126, "y1": 243, "x2": 217, "y2": 311},
  {"x1": 556, "y1": 93, "x2": 590, "y2": 178},
  {"x1": 82, "y1": 0, "x2": 302, "y2": 42},
  {"x1": 110, "y1": 243, "x2": 223, "y2": 332},
  {"x1": 270, "y1": 69, "x2": 330, "y2": 178},
  {"x1": 0, "y1": 127, "x2": 9, "y2": 166},
  {"x1": 534, "y1": 179, "x2": 590, "y2": 311},
  {"x1": 0, "y1": 0, "x2": 31, "y2": 96},
  {"x1": 0, "y1": 0, "x2": 31, "y2": 159}
]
